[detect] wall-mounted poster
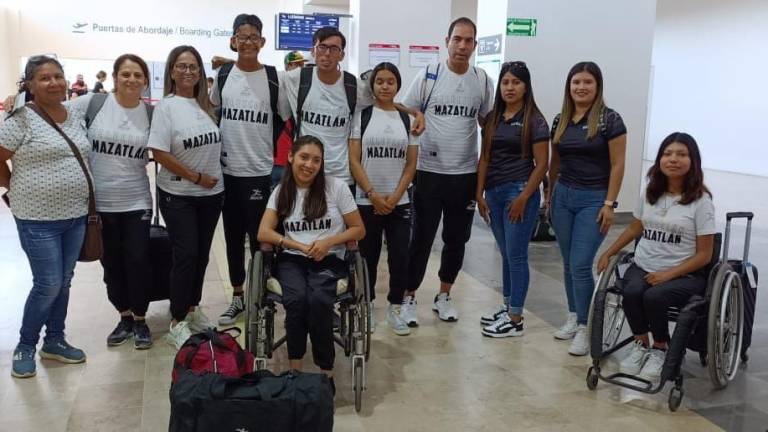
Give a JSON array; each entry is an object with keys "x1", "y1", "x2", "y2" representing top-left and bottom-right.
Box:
[
  {"x1": 369, "y1": 43, "x2": 400, "y2": 67},
  {"x1": 408, "y1": 45, "x2": 439, "y2": 68}
]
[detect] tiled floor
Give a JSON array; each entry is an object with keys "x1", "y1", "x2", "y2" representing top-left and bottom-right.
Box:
[{"x1": 0, "y1": 168, "x2": 765, "y2": 431}]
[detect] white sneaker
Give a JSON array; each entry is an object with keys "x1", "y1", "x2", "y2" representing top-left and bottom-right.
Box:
[
  {"x1": 482, "y1": 315, "x2": 524, "y2": 338},
  {"x1": 387, "y1": 304, "x2": 411, "y2": 336},
  {"x1": 553, "y1": 312, "x2": 578, "y2": 340},
  {"x1": 480, "y1": 304, "x2": 508, "y2": 326},
  {"x1": 639, "y1": 348, "x2": 666, "y2": 381},
  {"x1": 368, "y1": 303, "x2": 376, "y2": 334},
  {"x1": 187, "y1": 308, "x2": 214, "y2": 333},
  {"x1": 165, "y1": 321, "x2": 192, "y2": 350},
  {"x1": 568, "y1": 324, "x2": 589, "y2": 356},
  {"x1": 218, "y1": 295, "x2": 245, "y2": 326},
  {"x1": 432, "y1": 293, "x2": 459, "y2": 322},
  {"x1": 620, "y1": 340, "x2": 649, "y2": 375},
  {"x1": 400, "y1": 296, "x2": 419, "y2": 327}
]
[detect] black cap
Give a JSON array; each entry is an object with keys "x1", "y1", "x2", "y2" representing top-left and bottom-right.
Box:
[{"x1": 231, "y1": 14, "x2": 263, "y2": 51}]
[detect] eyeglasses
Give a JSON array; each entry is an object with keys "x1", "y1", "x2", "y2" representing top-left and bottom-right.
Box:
[
  {"x1": 315, "y1": 44, "x2": 342, "y2": 55},
  {"x1": 235, "y1": 34, "x2": 262, "y2": 44},
  {"x1": 174, "y1": 63, "x2": 200, "y2": 73}
]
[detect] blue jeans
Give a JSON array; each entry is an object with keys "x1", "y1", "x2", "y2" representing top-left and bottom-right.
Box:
[
  {"x1": 550, "y1": 181, "x2": 607, "y2": 325},
  {"x1": 485, "y1": 181, "x2": 540, "y2": 315},
  {"x1": 14, "y1": 216, "x2": 86, "y2": 348}
]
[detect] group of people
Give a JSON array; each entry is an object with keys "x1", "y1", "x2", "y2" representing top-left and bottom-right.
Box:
[{"x1": 0, "y1": 13, "x2": 716, "y2": 390}]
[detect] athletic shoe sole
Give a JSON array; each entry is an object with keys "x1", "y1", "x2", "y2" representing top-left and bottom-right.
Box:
[
  {"x1": 107, "y1": 334, "x2": 133, "y2": 347},
  {"x1": 217, "y1": 316, "x2": 238, "y2": 326},
  {"x1": 567, "y1": 349, "x2": 589, "y2": 356},
  {"x1": 39, "y1": 351, "x2": 86, "y2": 364},
  {"x1": 482, "y1": 329, "x2": 524, "y2": 338},
  {"x1": 432, "y1": 305, "x2": 458, "y2": 322},
  {"x1": 553, "y1": 332, "x2": 577, "y2": 340},
  {"x1": 134, "y1": 341, "x2": 154, "y2": 350},
  {"x1": 11, "y1": 370, "x2": 36, "y2": 378},
  {"x1": 405, "y1": 321, "x2": 419, "y2": 328}
]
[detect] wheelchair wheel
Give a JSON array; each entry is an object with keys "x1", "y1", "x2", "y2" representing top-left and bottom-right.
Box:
[
  {"x1": 244, "y1": 252, "x2": 264, "y2": 353},
  {"x1": 354, "y1": 252, "x2": 372, "y2": 361},
  {"x1": 707, "y1": 264, "x2": 745, "y2": 389},
  {"x1": 586, "y1": 367, "x2": 599, "y2": 390},
  {"x1": 353, "y1": 357, "x2": 364, "y2": 412},
  {"x1": 587, "y1": 252, "x2": 628, "y2": 356},
  {"x1": 668, "y1": 386, "x2": 684, "y2": 412}
]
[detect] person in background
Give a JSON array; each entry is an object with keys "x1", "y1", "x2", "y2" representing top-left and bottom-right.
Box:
[
  {"x1": 597, "y1": 132, "x2": 714, "y2": 380},
  {"x1": 93, "y1": 71, "x2": 107, "y2": 93},
  {"x1": 206, "y1": 77, "x2": 214, "y2": 95},
  {"x1": 548, "y1": 61, "x2": 627, "y2": 356},
  {"x1": 148, "y1": 45, "x2": 224, "y2": 349},
  {"x1": 271, "y1": 51, "x2": 307, "y2": 188},
  {"x1": 0, "y1": 56, "x2": 90, "y2": 378},
  {"x1": 476, "y1": 61, "x2": 549, "y2": 338},
  {"x1": 70, "y1": 74, "x2": 88, "y2": 97},
  {"x1": 349, "y1": 62, "x2": 418, "y2": 336}
]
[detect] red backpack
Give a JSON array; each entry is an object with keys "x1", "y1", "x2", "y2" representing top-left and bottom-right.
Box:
[{"x1": 171, "y1": 328, "x2": 255, "y2": 384}]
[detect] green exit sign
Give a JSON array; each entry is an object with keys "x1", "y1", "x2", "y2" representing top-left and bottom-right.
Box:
[{"x1": 507, "y1": 18, "x2": 537, "y2": 37}]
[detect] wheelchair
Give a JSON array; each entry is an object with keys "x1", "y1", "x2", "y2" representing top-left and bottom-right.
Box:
[
  {"x1": 243, "y1": 241, "x2": 372, "y2": 412},
  {"x1": 586, "y1": 212, "x2": 753, "y2": 411}
]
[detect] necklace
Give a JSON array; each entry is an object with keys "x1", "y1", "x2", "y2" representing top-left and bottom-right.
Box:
[{"x1": 659, "y1": 194, "x2": 678, "y2": 217}]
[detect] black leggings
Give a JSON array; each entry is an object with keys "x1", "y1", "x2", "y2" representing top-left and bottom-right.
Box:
[
  {"x1": 100, "y1": 209, "x2": 152, "y2": 316},
  {"x1": 358, "y1": 204, "x2": 410, "y2": 304},
  {"x1": 622, "y1": 263, "x2": 705, "y2": 343},
  {"x1": 277, "y1": 253, "x2": 346, "y2": 371},
  {"x1": 222, "y1": 174, "x2": 271, "y2": 287},
  {"x1": 407, "y1": 171, "x2": 476, "y2": 291},
  {"x1": 159, "y1": 189, "x2": 224, "y2": 322}
]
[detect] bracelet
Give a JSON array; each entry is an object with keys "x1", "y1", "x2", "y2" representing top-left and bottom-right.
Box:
[
  {"x1": 194, "y1": 172, "x2": 202, "y2": 184},
  {"x1": 366, "y1": 188, "x2": 375, "y2": 198}
]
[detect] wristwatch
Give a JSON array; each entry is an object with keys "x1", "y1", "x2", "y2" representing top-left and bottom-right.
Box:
[{"x1": 604, "y1": 200, "x2": 618, "y2": 209}]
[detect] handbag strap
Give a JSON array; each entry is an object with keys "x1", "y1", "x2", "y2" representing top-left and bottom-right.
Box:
[{"x1": 25, "y1": 103, "x2": 97, "y2": 218}]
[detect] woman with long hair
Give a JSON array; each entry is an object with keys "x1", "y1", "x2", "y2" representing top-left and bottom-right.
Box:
[
  {"x1": 258, "y1": 135, "x2": 365, "y2": 395},
  {"x1": 349, "y1": 62, "x2": 418, "y2": 336},
  {"x1": 148, "y1": 45, "x2": 224, "y2": 349},
  {"x1": 476, "y1": 61, "x2": 549, "y2": 337},
  {"x1": 1, "y1": 55, "x2": 90, "y2": 378},
  {"x1": 549, "y1": 61, "x2": 627, "y2": 355},
  {"x1": 597, "y1": 132, "x2": 715, "y2": 380}
]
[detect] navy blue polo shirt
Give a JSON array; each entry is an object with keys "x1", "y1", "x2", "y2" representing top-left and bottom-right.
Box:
[
  {"x1": 485, "y1": 110, "x2": 549, "y2": 189},
  {"x1": 552, "y1": 107, "x2": 626, "y2": 190}
]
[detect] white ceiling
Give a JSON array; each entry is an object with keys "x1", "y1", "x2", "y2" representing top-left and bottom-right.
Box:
[{"x1": 304, "y1": 0, "x2": 350, "y2": 6}]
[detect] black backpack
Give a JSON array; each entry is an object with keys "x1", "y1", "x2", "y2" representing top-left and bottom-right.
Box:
[
  {"x1": 85, "y1": 93, "x2": 154, "y2": 128},
  {"x1": 294, "y1": 65, "x2": 357, "y2": 139},
  {"x1": 359, "y1": 105, "x2": 410, "y2": 139},
  {"x1": 216, "y1": 63, "x2": 283, "y2": 153}
]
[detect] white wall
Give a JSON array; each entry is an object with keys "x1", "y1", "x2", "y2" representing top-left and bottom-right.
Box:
[
  {"x1": 501, "y1": 0, "x2": 657, "y2": 213},
  {"x1": 350, "y1": 0, "x2": 451, "y2": 89},
  {"x1": 649, "y1": 0, "x2": 768, "y2": 177}
]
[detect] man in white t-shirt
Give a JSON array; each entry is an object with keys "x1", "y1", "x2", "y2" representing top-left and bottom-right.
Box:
[
  {"x1": 212, "y1": 14, "x2": 291, "y2": 326},
  {"x1": 398, "y1": 17, "x2": 494, "y2": 324}
]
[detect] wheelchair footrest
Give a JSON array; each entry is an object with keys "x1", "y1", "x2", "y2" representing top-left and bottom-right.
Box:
[{"x1": 601, "y1": 371, "x2": 662, "y2": 394}]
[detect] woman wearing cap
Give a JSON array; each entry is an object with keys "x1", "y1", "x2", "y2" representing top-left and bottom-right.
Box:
[
  {"x1": 548, "y1": 61, "x2": 627, "y2": 356},
  {"x1": 476, "y1": 61, "x2": 549, "y2": 338},
  {"x1": 148, "y1": 45, "x2": 224, "y2": 350}
]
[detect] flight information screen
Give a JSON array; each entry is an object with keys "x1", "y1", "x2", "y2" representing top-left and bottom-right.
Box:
[{"x1": 276, "y1": 13, "x2": 340, "y2": 51}]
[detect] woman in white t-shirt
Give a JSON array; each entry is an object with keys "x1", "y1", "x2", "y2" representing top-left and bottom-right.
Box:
[
  {"x1": 349, "y1": 62, "x2": 418, "y2": 336},
  {"x1": 148, "y1": 45, "x2": 225, "y2": 349},
  {"x1": 597, "y1": 132, "x2": 715, "y2": 381},
  {"x1": 258, "y1": 135, "x2": 365, "y2": 395},
  {"x1": 70, "y1": 54, "x2": 155, "y2": 350}
]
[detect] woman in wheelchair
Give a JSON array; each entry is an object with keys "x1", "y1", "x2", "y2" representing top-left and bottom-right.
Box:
[
  {"x1": 597, "y1": 132, "x2": 715, "y2": 381},
  {"x1": 257, "y1": 135, "x2": 365, "y2": 393}
]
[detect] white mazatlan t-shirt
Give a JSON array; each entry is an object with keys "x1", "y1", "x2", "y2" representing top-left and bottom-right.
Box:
[
  {"x1": 267, "y1": 176, "x2": 358, "y2": 260},
  {"x1": 72, "y1": 93, "x2": 152, "y2": 212},
  {"x1": 633, "y1": 190, "x2": 716, "y2": 273},
  {"x1": 350, "y1": 107, "x2": 418, "y2": 205},
  {"x1": 282, "y1": 68, "x2": 373, "y2": 184},
  {"x1": 147, "y1": 95, "x2": 224, "y2": 196},
  {"x1": 399, "y1": 61, "x2": 494, "y2": 174},
  {"x1": 210, "y1": 65, "x2": 291, "y2": 177}
]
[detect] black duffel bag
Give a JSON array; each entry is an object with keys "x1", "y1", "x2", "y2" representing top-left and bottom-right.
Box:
[{"x1": 169, "y1": 369, "x2": 333, "y2": 432}]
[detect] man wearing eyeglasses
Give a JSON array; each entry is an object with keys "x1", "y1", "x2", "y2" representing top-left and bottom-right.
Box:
[
  {"x1": 397, "y1": 17, "x2": 495, "y2": 325},
  {"x1": 212, "y1": 14, "x2": 291, "y2": 326}
]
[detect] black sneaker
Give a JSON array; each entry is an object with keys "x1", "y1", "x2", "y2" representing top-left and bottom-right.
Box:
[
  {"x1": 133, "y1": 320, "x2": 153, "y2": 350},
  {"x1": 107, "y1": 317, "x2": 134, "y2": 346},
  {"x1": 481, "y1": 315, "x2": 524, "y2": 338}
]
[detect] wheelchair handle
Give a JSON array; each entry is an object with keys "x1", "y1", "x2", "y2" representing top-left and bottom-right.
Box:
[{"x1": 723, "y1": 211, "x2": 753, "y2": 263}]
